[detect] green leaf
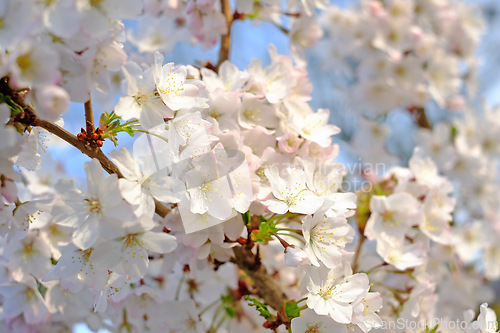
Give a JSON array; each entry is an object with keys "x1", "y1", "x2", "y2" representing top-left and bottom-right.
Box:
[
  {"x1": 250, "y1": 220, "x2": 277, "y2": 244},
  {"x1": 37, "y1": 281, "x2": 47, "y2": 299},
  {"x1": 0, "y1": 93, "x2": 24, "y2": 116},
  {"x1": 245, "y1": 295, "x2": 273, "y2": 320},
  {"x1": 241, "y1": 211, "x2": 251, "y2": 226},
  {"x1": 284, "y1": 301, "x2": 300, "y2": 319},
  {"x1": 425, "y1": 325, "x2": 439, "y2": 333},
  {"x1": 99, "y1": 111, "x2": 139, "y2": 146},
  {"x1": 450, "y1": 125, "x2": 458, "y2": 142}
]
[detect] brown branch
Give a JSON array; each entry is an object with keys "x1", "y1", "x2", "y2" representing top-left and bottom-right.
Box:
[
  {"x1": 408, "y1": 106, "x2": 432, "y2": 129},
  {"x1": 34, "y1": 118, "x2": 172, "y2": 218},
  {"x1": 84, "y1": 94, "x2": 94, "y2": 134},
  {"x1": 216, "y1": 0, "x2": 233, "y2": 71},
  {"x1": 232, "y1": 246, "x2": 287, "y2": 311},
  {"x1": 33, "y1": 118, "x2": 122, "y2": 177},
  {"x1": 351, "y1": 234, "x2": 366, "y2": 274}
]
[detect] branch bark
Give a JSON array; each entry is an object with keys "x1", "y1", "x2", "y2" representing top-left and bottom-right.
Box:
[
  {"x1": 232, "y1": 246, "x2": 287, "y2": 311},
  {"x1": 216, "y1": 0, "x2": 233, "y2": 71},
  {"x1": 32, "y1": 118, "x2": 122, "y2": 177},
  {"x1": 413, "y1": 107, "x2": 432, "y2": 129},
  {"x1": 84, "y1": 94, "x2": 94, "y2": 134}
]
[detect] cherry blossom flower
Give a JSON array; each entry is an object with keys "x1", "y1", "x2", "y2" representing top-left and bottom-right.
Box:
[
  {"x1": 305, "y1": 265, "x2": 370, "y2": 324},
  {"x1": 291, "y1": 309, "x2": 347, "y2": 333},
  {"x1": 153, "y1": 52, "x2": 209, "y2": 112},
  {"x1": 0, "y1": 276, "x2": 49, "y2": 324},
  {"x1": 51, "y1": 159, "x2": 132, "y2": 249},
  {"x1": 302, "y1": 206, "x2": 354, "y2": 268},
  {"x1": 263, "y1": 165, "x2": 323, "y2": 214}
]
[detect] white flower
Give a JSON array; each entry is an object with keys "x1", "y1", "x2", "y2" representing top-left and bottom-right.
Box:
[
  {"x1": 375, "y1": 237, "x2": 426, "y2": 271},
  {"x1": 184, "y1": 157, "x2": 234, "y2": 221},
  {"x1": 0, "y1": 276, "x2": 49, "y2": 324},
  {"x1": 476, "y1": 303, "x2": 499, "y2": 333},
  {"x1": 351, "y1": 292, "x2": 383, "y2": 332},
  {"x1": 238, "y1": 94, "x2": 279, "y2": 129},
  {"x1": 110, "y1": 147, "x2": 184, "y2": 218},
  {"x1": 114, "y1": 62, "x2": 168, "y2": 129},
  {"x1": 34, "y1": 85, "x2": 70, "y2": 121},
  {"x1": 51, "y1": 159, "x2": 133, "y2": 249},
  {"x1": 364, "y1": 192, "x2": 424, "y2": 244},
  {"x1": 8, "y1": 41, "x2": 60, "y2": 89},
  {"x1": 291, "y1": 309, "x2": 347, "y2": 333},
  {"x1": 263, "y1": 165, "x2": 323, "y2": 214},
  {"x1": 305, "y1": 265, "x2": 370, "y2": 324},
  {"x1": 101, "y1": 217, "x2": 177, "y2": 278},
  {"x1": 290, "y1": 108, "x2": 340, "y2": 147},
  {"x1": 42, "y1": 243, "x2": 119, "y2": 291},
  {"x1": 178, "y1": 197, "x2": 237, "y2": 234},
  {"x1": 128, "y1": 15, "x2": 182, "y2": 54},
  {"x1": 302, "y1": 207, "x2": 354, "y2": 269},
  {"x1": 153, "y1": 52, "x2": 209, "y2": 112}
]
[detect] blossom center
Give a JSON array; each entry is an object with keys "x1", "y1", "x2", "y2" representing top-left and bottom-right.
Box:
[
  {"x1": 381, "y1": 211, "x2": 400, "y2": 227},
  {"x1": 23, "y1": 287, "x2": 36, "y2": 302},
  {"x1": 16, "y1": 53, "x2": 33, "y2": 73},
  {"x1": 84, "y1": 197, "x2": 102, "y2": 214},
  {"x1": 199, "y1": 181, "x2": 217, "y2": 201},
  {"x1": 123, "y1": 233, "x2": 140, "y2": 248},
  {"x1": 158, "y1": 73, "x2": 185, "y2": 95},
  {"x1": 305, "y1": 323, "x2": 321, "y2": 333}
]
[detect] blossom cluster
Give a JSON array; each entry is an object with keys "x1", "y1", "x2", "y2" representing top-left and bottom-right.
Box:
[
  {"x1": 319, "y1": 0, "x2": 483, "y2": 113},
  {"x1": 0, "y1": 0, "x2": 499, "y2": 332}
]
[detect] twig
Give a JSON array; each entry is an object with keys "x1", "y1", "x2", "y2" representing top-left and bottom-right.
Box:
[
  {"x1": 216, "y1": 0, "x2": 233, "y2": 71},
  {"x1": 33, "y1": 118, "x2": 122, "y2": 177},
  {"x1": 32, "y1": 118, "x2": 172, "y2": 218},
  {"x1": 352, "y1": 234, "x2": 366, "y2": 274},
  {"x1": 409, "y1": 106, "x2": 432, "y2": 129},
  {"x1": 85, "y1": 94, "x2": 94, "y2": 133}
]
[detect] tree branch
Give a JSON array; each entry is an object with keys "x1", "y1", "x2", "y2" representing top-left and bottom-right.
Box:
[
  {"x1": 34, "y1": 119, "x2": 172, "y2": 218},
  {"x1": 232, "y1": 246, "x2": 287, "y2": 311},
  {"x1": 351, "y1": 234, "x2": 366, "y2": 274},
  {"x1": 85, "y1": 94, "x2": 94, "y2": 134},
  {"x1": 216, "y1": 0, "x2": 233, "y2": 71},
  {"x1": 409, "y1": 106, "x2": 432, "y2": 129}
]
